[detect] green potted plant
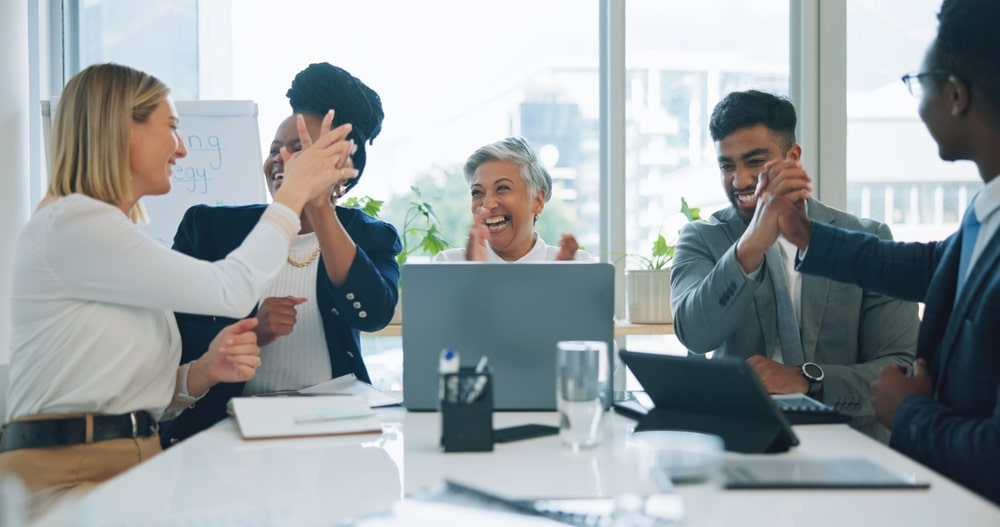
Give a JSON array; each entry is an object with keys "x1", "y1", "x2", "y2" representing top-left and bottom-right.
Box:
[
  {"x1": 343, "y1": 186, "x2": 451, "y2": 324},
  {"x1": 625, "y1": 197, "x2": 703, "y2": 324}
]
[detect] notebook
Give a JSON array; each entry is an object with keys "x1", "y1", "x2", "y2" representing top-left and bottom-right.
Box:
[
  {"x1": 401, "y1": 262, "x2": 615, "y2": 411},
  {"x1": 619, "y1": 350, "x2": 799, "y2": 453},
  {"x1": 230, "y1": 395, "x2": 382, "y2": 439}
]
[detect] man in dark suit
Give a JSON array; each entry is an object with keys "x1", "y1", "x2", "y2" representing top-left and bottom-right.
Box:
[{"x1": 759, "y1": 0, "x2": 1000, "y2": 503}]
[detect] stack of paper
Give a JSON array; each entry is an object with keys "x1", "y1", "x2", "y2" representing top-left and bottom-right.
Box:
[
  {"x1": 230, "y1": 395, "x2": 382, "y2": 439},
  {"x1": 298, "y1": 374, "x2": 403, "y2": 408}
]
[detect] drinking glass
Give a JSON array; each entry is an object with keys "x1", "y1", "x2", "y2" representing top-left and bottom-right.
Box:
[{"x1": 556, "y1": 341, "x2": 606, "y2": 451}]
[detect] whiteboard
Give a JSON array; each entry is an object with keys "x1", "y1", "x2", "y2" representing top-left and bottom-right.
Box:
[{"x1": 42, "y1": 99, "x2": 269, "y2": 246}]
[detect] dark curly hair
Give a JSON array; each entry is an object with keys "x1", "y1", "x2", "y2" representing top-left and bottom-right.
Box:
[
  {"x1": 930, "y1": 0, "x2": 1000, "y2": 127},
  {"x1": 286, "y1": 62, "x2": 384, "y2": 193},
  {"x1": 708, "y1": 90, "x2": 797, "y2": 154}
]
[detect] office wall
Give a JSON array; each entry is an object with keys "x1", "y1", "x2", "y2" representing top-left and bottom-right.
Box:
[{"x1": 0, "y1": 0, "x2": 30, "y2": 364}]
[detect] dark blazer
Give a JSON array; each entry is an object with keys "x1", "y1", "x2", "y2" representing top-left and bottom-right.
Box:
[
  {"x1": 160, "y1": 204, "x2": 401, "y2": 447},
  {"x1": 670, "y1": 200, "x2": 919, "y2": 441},
  {"x1": 799, "y1": 220, "x2": 1000, "y2": 504}
]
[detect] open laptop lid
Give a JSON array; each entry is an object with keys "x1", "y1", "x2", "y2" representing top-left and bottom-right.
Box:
[
  {"x1": 619, "y1": 350, "x2": 799, "y2": 453},
  {"x1": 402, "y1": 262, "x2": 614, "y2": 411}
]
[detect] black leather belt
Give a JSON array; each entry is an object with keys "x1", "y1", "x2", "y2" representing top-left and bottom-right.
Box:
[{"x1": 0, "y1": 411, "x2": 158, "y2": 452}]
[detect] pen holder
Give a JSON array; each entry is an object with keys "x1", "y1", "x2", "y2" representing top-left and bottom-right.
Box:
[{"x1": 440, "y1": 367, "x2": 494, "y2": 452}]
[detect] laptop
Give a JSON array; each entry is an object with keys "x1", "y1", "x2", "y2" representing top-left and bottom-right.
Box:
[
  {"x1": 402, "y1": 262, "x2": 614, "y2": 411},
  {"x1": 618, "y1": 350, "x2": 799, "y2": 453}
]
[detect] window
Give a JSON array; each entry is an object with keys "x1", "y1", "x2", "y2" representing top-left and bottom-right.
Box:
[
  {"x1": 622, "y1": 0, "x2": 789, "y2": 360},
  {"x1": 845, "y1": 0, "x2": 980, "y2": 242}
]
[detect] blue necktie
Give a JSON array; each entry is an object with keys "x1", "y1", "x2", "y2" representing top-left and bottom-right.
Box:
[
  {"x1": 765, "y1": 243, "x2": 805, "y2": 366},
  {"x1": 957, "y1": 203, "x2": 981, "y2": 296}
]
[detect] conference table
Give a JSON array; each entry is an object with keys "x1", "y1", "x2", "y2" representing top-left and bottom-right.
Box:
[{"x1": 35, "y1": 407, "x2": 1000, "y2": 526}]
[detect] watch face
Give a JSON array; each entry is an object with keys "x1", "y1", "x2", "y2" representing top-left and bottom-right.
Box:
[{"x1": 803, "y1": 362, "x2": 824, "y2": 381}]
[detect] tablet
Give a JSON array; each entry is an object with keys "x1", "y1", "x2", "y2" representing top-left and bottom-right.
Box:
[
  {"x1": 619, "y1": 350, "x2": 799, "y2": 454},
  {"x1": 724, "y1": 458, "x2": 931, "y2": 490}
]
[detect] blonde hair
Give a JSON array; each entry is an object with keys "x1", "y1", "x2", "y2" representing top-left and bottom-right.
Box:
[{"x1": 48, "y1": 63, "x2": 170, "y2": 223}]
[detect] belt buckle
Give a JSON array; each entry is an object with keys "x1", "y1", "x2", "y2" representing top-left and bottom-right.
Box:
[{"x1": 130, "y1": 412, "x2": 138, "y2": 438}]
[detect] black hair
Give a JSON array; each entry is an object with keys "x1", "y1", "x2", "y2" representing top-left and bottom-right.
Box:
[
  {"x1": 708, "y1": 90, "x2": 797, "y2": 153},
  {"x1": 286, "y1": 62, "x2": 384, "y2": 192},
  {"x1": 930, "y1": 0, "x2": 1000, "y2": 127}
]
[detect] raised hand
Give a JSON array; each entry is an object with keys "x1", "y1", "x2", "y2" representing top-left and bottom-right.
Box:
[
  {"x1": 273, "y1": 110, "x2": 356, "y2": 211},
  {"x1": 254, "y1": 296, "x2": 307, "y2": 346},
  {"x1": 466, "y1": 206, "x2": 490, "y2": 261},
  {"x1": 555, "y1": 233, "x2": 580, "y2": 261},
  {"x1": 735, "y1": 159, "x2": 813, "y2": 272}
]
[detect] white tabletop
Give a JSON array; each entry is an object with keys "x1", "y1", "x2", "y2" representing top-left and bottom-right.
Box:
[{"x1": 35, "y1": 408, "x2": 1000, "y2": 526}]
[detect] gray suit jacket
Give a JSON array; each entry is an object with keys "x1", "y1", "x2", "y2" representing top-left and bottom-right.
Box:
[{"x1": 669, "y1": 200, "x2": 919, "y2": 441}]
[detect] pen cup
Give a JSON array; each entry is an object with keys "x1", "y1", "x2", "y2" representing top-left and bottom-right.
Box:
[{"x1": 440, "y1": 367, "x2": 494, "y2": 452}]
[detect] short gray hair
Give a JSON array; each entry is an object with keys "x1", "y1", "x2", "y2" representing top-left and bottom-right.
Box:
[{"x1": 463, "y1": 137, "x2": 552, "y2": 203}]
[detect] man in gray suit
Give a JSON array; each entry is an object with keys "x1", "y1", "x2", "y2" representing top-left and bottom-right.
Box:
[{"x1": 669, "y1": 90, "x2": 919, "y2": 441}]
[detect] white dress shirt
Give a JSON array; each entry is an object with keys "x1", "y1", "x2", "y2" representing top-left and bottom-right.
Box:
[
  {"x1": 967, "y1": 175, "x2": 1000, "y2": 276},
  {"x1": 7, "y1": 194, "x2": 299, "y2": 421}
]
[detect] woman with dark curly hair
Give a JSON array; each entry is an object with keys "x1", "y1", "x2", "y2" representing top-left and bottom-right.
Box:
[{"x1": 159, "y1": 63, "x2": 401, "y2": 447}]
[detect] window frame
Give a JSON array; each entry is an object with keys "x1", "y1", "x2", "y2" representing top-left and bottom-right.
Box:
[{"x1": 32, "y1": 0, "x2": 855, "y2": 320}]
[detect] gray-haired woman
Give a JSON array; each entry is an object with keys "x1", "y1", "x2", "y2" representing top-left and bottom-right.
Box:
[{"x1": 435, "y1": 136, "x2": 593, "y2": 262}]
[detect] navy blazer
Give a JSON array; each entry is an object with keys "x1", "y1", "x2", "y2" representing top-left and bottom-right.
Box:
[
  {"x1": 160, "y1": 204, "x2": 401, "y2": 447},
  {"x1": 800, "y1": 221, "x2": 1000, "y2": 504}
]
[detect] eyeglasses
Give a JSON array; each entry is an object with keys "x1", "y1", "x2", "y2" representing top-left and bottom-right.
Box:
[{"x1": 900, "y1": 71, "x2": 952, "y2": 98}]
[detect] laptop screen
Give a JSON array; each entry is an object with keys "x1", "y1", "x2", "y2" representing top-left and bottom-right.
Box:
[{"x1": 401, "y1": 262, "x2": 614, "y2": 411}]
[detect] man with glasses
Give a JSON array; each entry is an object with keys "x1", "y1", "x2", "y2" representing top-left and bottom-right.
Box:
[
  {"x1": 760, "y1": 0, "x2": 1000, "y2": 504},
  {"x1": 670, "y1": 90, "x2": 919, "y2": 443}
]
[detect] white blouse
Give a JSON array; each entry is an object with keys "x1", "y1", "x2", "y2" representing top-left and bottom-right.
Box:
[
  {"x1": 435, "y1": 234, "x2": 595, "y2": 262},
  {"x1": 6, "y1": 194, "x2": 299, "y2": 421}
]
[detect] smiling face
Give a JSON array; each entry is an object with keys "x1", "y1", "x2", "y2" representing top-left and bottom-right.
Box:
[
  {"x1": 263, "y1": 113, "x2": 323, "y2": 197},
  {"x1": 715, "y1": 124, "x2": 800, "y2": 222},
  {"x1": 916, "y1": 43, "x2": 968, "y2": 163},
  {"x1": 470, "y1": 159, "x2": 545, "y2": 261},
  {"x1": 129, "y1": 97, "x2": 186, "y2": 198}
]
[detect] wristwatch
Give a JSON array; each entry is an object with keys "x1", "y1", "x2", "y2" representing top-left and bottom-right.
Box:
[{"x1": 801, "y1": 362, "x2": 825, "y2": 397}]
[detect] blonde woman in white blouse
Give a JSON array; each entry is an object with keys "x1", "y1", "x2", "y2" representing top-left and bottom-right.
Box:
[{"x1": 0, "y1": 63, "x2": 355, "y2": 516}]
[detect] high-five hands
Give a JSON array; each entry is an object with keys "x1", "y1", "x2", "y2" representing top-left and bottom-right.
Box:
[
  {"x1": 735, "y1": 159, "x2": 813, "y2": 272},
  {"x1": 273, "y1": 110, "x2": 356, "y2": 211}
]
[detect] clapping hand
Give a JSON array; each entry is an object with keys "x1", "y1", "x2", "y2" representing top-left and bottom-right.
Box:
[
  {"x1": 466, "y1": 206, "x2": 491, "y2": 261},
  {"x1": 555, "y1": 233, "x2": 580, "y2": 261}
]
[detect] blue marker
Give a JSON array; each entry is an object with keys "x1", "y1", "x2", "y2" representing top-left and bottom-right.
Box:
[{"x1": 439, "y1": 348, "x2": 460, "y2": 374}]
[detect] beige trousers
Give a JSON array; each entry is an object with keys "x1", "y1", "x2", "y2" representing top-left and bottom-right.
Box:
[{"x1": 0, "y1": 413, "x2": 162, "y2": 520}]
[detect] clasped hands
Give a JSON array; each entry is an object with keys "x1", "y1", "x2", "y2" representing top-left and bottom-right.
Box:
[
  {"x1": 278, "y1": 110, "x2": 359, "y2": 209},
  {"x1": 735, "y1": 159, "x2": 814, "y2": 273}
]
